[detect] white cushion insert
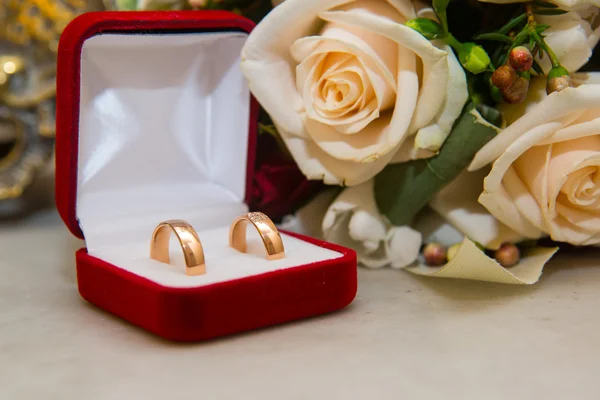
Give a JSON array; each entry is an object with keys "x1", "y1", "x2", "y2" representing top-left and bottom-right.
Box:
[{"x1": 76, "y1": 31, "x2": 343, "y2": 288}]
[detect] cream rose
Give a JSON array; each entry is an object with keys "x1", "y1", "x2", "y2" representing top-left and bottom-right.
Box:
[
  {"x1": 241, "y1": 0, "x2": 468, "y2": 186},
  {"x1": 537, "y1": 9, "x2": 600, "y2": 74},
  {"x1": 470, "y1": 75, "x2": 600, "y2": 246}
]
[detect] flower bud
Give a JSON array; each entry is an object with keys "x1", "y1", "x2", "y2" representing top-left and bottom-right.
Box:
[
  {"x1": 494, "y1": 243, "x2": 520, "y2": 267},
  {"x1": 423, "y1": 243, "x2": 447, "y2": 266},
  {"x1": 509, "y1": 46, "x2": 533, "y2": 72},
  {"x1": 459, "y1": 43, "x2": 491, "y2": 75},
  {"x1": 405, "y1": 18, "x2": 443, "y2": 40},
  {"x1": 446, "y1": 244, "x2": 461, "y2": 262},
  {"x1": 546, "y1": 66, "x2": 572, "y2": 95},
  {"x1": 502, "y1": 76, "x2": 529, "y2": 104},
  {"x1": 491, "y1": 65, "x2": 517, "y2": 91}
]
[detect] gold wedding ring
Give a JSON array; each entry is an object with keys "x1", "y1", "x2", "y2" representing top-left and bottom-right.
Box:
[
  {"x1": 229, "y1": 212, "x2": 285, "y2": 260},
  {"x1": 150, "y1": 220, "x2": 206, "y2": 276}
]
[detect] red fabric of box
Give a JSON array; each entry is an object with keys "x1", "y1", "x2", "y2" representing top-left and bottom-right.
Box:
[{"x1": 55, "y1": 11, "x2": 357, "y2": 342}]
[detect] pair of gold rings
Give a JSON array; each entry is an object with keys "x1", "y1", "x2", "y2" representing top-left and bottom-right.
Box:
[{"x1": 149, "y1": 212, "x2": 285, "y2": 276}]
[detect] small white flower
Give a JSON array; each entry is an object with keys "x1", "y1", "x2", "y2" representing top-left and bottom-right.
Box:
[{"x1": 322, "y1": 180, "x2": 422, "y2": 268}]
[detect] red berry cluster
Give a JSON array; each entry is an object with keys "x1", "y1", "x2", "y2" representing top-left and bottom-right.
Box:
[{"x1": 491, "y1": 46, "x2": 533, "y2": 104}]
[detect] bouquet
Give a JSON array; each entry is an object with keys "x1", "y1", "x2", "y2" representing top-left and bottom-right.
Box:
[{"x1": 90, "y1": 0, "x2": 600, "y2": 283}]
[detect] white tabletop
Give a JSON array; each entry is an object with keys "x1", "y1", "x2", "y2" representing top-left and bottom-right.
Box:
[{"x1": 2, "y1": 176, "x2": 600, "y2": 400}]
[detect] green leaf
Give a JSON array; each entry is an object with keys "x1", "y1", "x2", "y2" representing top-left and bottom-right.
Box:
[
  {"x1": 498, "y1": 13, "x2": 527, "y2": 35},
  {"x1": 474, "y1": 33, "x2": 514, "y2": 44},
  {"x1": 374, "y1": 104, "x2": 501, "y2": 226},
  {"x1": 534, "y1": 8, "x2": 568, "y2": 15},
  {"x1": 512, "y1": 30, "x2": 529, "y2": 49},
  {"x1": 534, "y1": 0, "x2": 559, "y2": 8},
  {"x1": 536, "y1": 24, "x2": 550, "y2": 33}
]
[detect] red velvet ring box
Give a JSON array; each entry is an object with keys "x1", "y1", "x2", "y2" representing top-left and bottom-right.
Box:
[{"x1": 55, "y1": 11, "x2": 357, "y2": 342}]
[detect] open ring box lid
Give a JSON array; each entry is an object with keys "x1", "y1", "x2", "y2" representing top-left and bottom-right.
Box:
[{"x1": 55, "y1": 11, "x2": 357, "y2": 342}]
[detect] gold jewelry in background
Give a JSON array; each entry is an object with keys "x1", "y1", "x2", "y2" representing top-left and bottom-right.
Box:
[
  {"x1": 229, "y1": 212, "x2": 285, "y2": 260},
  {"x1": 0, "y1": 0, "x2": 103, "y2": 202},
  {"x1": 150, "y1": 220, "x2": 206, "y2": 276}
]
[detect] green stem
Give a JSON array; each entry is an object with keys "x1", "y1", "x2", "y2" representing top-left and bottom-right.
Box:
[
  {"x1": 437, "y1": 10, "x2": 449, "y2": 37},
  {"x1": 536, "y1": 34, "x2": 561, "y2": 68},
  {"x1": 444, "y1": 33, "x2": 464, "y2": 53},
  {"x1": 525, "y1": 2, "x2": 560, "y2": 68},
  {"x1": 433, "y1": 0, "x2": 450, "y2": 37}
]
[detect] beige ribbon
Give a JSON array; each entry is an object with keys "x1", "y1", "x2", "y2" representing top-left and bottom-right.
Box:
[{"x1": 407, "y1": 238, "x2": 558, "y2": 284}]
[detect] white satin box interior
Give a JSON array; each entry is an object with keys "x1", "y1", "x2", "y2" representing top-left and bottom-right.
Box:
[{"x1": 76, "y1": 31, "x2": 345, "y2": 288}]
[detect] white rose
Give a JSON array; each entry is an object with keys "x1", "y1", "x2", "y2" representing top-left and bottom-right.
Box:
[
  {"x1": 241, "y1": 0, "x2": 468, "y2": 186},
  {"x1": 537, "y1": 9, "x2": 600, "y2": 74},
  {"x1": 323, "y1": 181, "x2": 422, "y2": 268},
  {"x1": 470, "y1": 74, "x2": 600, "y2": 246},
  {"x1": 476, "y1": 0, "x2": 600, "y2": 10}
]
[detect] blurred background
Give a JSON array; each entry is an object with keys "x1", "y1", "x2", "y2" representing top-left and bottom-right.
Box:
[
  {"x1": 0, "y1": 0, "x2": 106, "y2": 218},
  {"x1": 0, "y1": 0, "x2": 275, "y2": 220}
]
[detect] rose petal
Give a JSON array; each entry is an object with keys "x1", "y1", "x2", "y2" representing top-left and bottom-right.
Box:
[
  {"x1": 537, "y1": 12, "x2": 594, "y2": 74},
  {"x1": 502, "y1": 167, "x2": 547, "y2": 234},
  {"x1": 540, "y1": 114, "x2": 600, "y2": 144},
  {"x1": 319, "y1": 9, "x2": 450, "y2": 132},
  {"x1": 556, "y1": 201, "x2": 600, "y2": 232},
  {"x1": 573, "y1": 72, "x2": 600, "y2": 85},
  {"x1": 413, "y1": 44, "x2": 468, "y2": 151},
  {"x1": 279, "y1": 127, "x2": 397, "y2": 185},
  {"x1": 545, "y1": 136, "x2": 600, "y2": 212},
  {"x1": 390, "y1": 139, "x2": 435, "y2": 163},
  {"x1": 543, "y1": 209, "x2": 597, "y2": 244},
  {"x1": 430, "y1": 169, "x2": 524, "y2": 250},
  {"x1": 479, "y1": 192, "x2": 544, "y2": 239},
  {"x1": 300, "y1": 42, "x2": 418, "y2": 163},
  {"x1": 561, "y1": 167, "x2": 600, "y2": 208},
  {"x1": 298, "y1": 50, "x2": 381, "y2": 132},
  {"x1": 470, "y1": 85, "x2": 600, "y2": 170},
  {"x1": 512, "y1": 144, "x2": 553, "y2": 217},
  {"x1": 292, "y1": 18, "x2": 399, "y2": 124},
  {"x1": 386, "y1": 0, "x2": 417, "y2": 19},
  {"x1": 241, "y1": 0, "x2": 358, "y2": 139},
  {"x1": 484, "y1": 122, "x2": 563, "y2": 192},
  {"x1": 303, "y1": 112, "x2": 392, "y2": 162}
]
